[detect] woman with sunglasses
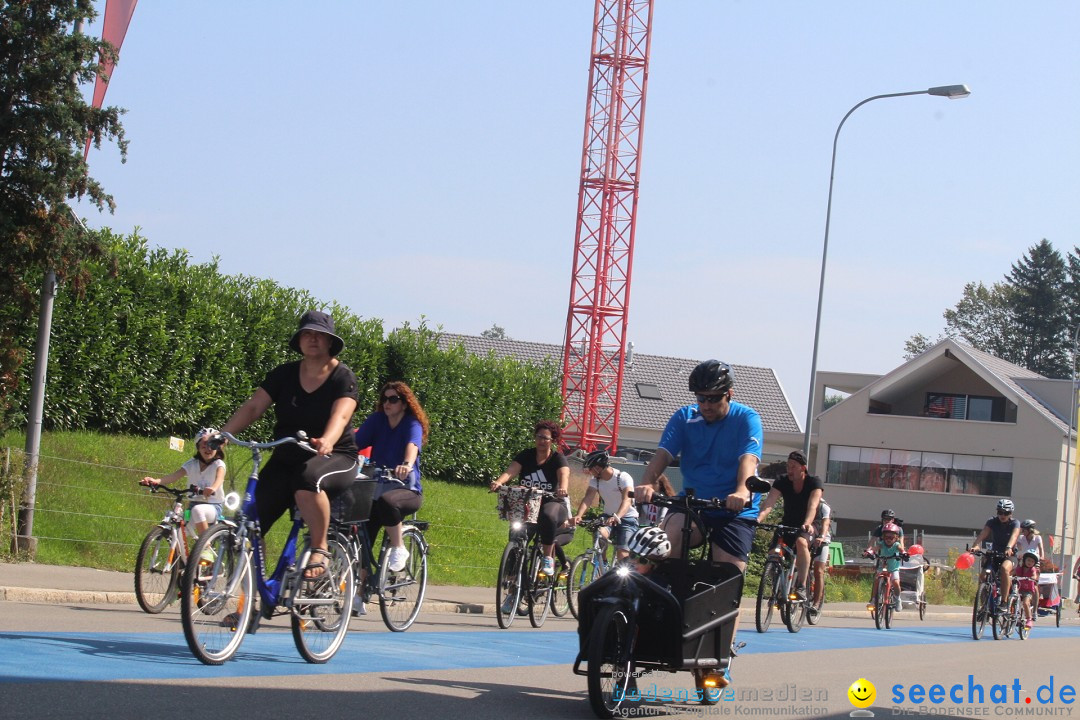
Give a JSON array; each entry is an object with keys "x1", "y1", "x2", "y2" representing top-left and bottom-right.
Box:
[
  {"x1": 489, "y1": 420, "x2": 571, "y2": 577},
  {"x1": 354, "y1": 381, "x2": 430, "y2": 572}
]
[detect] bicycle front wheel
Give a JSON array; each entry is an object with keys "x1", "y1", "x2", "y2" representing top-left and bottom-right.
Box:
[
  {"x1": 528, "y1": 549, "x2": 553, "y2": 628},
  {"x1": 568, "y1": 553, "x2": 601, "y2": 620},
  {"x1": 874, "y1": 576, "x2": 888, "y2": 630},
  {"x1": 292, "y1": 539, "x2": 354, "y2": 663},
  {"x1": 755, "y1": 561, "x2": 781, "y2": 633},
  {"x1": 180, "y1": 525, "x2": 253, "y2": 665},
  {"x1": 135, "y1": 526, "x2": 181, "y2": 614},
  {"x1": 496, "y1": 541, "x2": 524, "y2": 629},
  {"x1": 377, "y1": 527, "x2": 428, "y2": 632},
  {"x1": 805, "y1": 573, "x2": 825, "y2": 626},
  {"x1": 551, "y1": 561, "x2": 570, "y2": 617},
  {"x1": 587, "y1": 603, "x2": 635, "y2": 718},
  {"x1": 972, "y1": 581, "x2": 990, "y2": 640}
]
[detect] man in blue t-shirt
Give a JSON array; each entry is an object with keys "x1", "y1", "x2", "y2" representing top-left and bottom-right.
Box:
[{"x1": 636, "y1": 359, "x2": 763, "y2": 571}]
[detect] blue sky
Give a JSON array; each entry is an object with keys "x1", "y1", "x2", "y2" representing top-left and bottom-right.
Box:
[{"x1": 76, "y1": 2, "x2": 1080, "y2": 426}]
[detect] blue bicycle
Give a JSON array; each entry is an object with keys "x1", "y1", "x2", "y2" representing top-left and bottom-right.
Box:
[{"x1": 180, "y1": 431, "x2": 355, "y2": 665}]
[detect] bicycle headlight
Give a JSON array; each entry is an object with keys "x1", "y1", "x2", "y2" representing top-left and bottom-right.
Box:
[
  {"x1": 511, "y1": 521, "x2": 523, "y2": 531},
  {"x1": 224, "y1": 492, "x2": 241, "y2": 511},
  {"x1": 616, "y1": 565, "x2": 631, "y2": 579}
]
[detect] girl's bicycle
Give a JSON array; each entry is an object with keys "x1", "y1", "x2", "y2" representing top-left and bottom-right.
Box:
[
  {"x1": 331, "y1": 467, "x2": 430, "y2": 632},
  {"x1": 864, "y1": 549, "x2": 908, "y2": 630},
  {"x1": 568, "y1": 516, "x2": 614, "y2": 620},
  {"x1": 494, "y1": 485, "x2": 561, "y2": 629},
  {"x1": 180, "y1": 431, "x2": 354, "y2": 665},
  {"x1": 134, "y1": 483, "x2": 201, "y2": 614},
  {"x1": 754, "y1": 523, "x2": 808, "y2": 633}
]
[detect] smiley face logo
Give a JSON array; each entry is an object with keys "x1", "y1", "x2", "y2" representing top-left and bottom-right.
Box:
[{"x1": 848, "y1": 678, "x2": 876, "y2": 709}]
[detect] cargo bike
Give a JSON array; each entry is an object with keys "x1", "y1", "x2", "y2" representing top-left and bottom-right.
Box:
[{"x1": 573, "y1": 481, "x2": 771, "y2": 718}]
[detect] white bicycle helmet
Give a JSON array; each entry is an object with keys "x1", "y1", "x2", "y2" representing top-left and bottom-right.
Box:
[
  {"x1": 627, "y1": 526, "x2": 671, "y2": 560},
  {"x1": 1021, "y1": 550, "x2": 1040, "y2": 567},
  {"x1": 194, "y1": 427, "x2": 219, "y2": 445},
  {"x1": 996, "y1": 498, "x2": 1015, "y2": 514}
]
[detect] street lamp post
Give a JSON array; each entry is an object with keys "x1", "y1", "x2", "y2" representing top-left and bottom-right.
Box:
[
  {"x1": 1059, "y1": 324, "x2": 1080, "y2": 596},
  {"x1": 802, "y1": 84, "x2": 971, "y2": 461}
]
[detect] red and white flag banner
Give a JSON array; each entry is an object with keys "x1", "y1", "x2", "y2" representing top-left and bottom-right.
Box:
[{"x1": 84, "y1": 0, "x2": 139, "y2": 159}]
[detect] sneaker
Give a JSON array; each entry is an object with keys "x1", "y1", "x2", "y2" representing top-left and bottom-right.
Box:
[
  {"x1": 1025, "y1": 619, "x2": 1033, "y2": 628},
  {"x1": 500, "y1": 595, "x2": 517, "y2": 616},
  {"x1": 792, "y1": 585, "x2": 806, "y2": 602},
  {"x1": 541, "y1": 556, "x2": 555, "y2": 576},
  {"x1": 718, "y1": 667, "x2": 732, "y2": 689},
  {"x1": 387, "y1": 546, "x2": 410, "y2": 572},
  {"x1": 352, "y1": 594, "x2": 367, "y2": 617}
]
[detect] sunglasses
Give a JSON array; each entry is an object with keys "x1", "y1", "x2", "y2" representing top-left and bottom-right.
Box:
[
  {"x1": 695, "y1": 393, "x2": 726, "y2": 405},
  {"x1": 383, "y1": 395, "x2": 403, "y2": 405},
  {"x1": 997, "y1": 511, "x2": 1012, "y2": 516}
]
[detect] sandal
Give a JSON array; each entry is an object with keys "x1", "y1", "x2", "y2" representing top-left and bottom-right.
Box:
[{"x1": 302, "y1": 547, "x2": 332, "y2": 582}]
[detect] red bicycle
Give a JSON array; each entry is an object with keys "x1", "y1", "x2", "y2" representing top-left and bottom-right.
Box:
[{"x1": 864, "y1": 549, "x2": 909, "y2": 630}]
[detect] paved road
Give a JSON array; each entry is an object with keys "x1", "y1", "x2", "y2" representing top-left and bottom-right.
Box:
[{"x1": 2, "y1": 598, "x2": 1079, "y2": 720}]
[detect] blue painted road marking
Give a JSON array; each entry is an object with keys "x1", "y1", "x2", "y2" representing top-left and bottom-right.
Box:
[{"x1": 2, "y1": 625, "x2": 1078, "y2": 683}]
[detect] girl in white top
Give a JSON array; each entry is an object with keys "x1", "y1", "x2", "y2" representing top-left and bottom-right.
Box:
[
  {"x1": 141, "y1": 428, "x2": 227, "y2": 536},
  {"x1": 1015, "y1": 519, "x2": 1045, "y2": 563},
  {"x1": 571, "y1": 450, "x2": 639, "y2": 560}
]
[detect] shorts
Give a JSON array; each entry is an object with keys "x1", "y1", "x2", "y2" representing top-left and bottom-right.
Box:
[
  {"x1": 187, "y1": 502, "x2": 222, "y2": 534},
  {"x1": 779, "y1": 528, "x2": 813, "y2": 549},
  {"x1": 697, "y1": 511, "x2": 755, "y2": 563},
  {"x1": 812, "y1": 536, "x2": 831, "y2": 564},
  {"x1": 608, "y1": 515, "x2": 639, "y2": 550}
]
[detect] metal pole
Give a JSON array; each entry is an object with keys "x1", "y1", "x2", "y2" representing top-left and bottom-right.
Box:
[
  {"x1": 802, "y1": 85, "x2": 971, "y2": 463},
  {"x1": 1058, "y1": 324, "x2": 1080, "y2": 596}
]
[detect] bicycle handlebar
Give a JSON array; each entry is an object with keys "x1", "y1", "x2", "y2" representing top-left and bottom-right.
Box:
[
  {"x1": 140, "y1": 482, "x2": 201, "y2": 501},
  {"x1": 213, "y1": 430, "x2": 317, "y2": 454},
  {"x1": 644, "y1": 494, "x2": 726, "y2": 512},
  {"x1": 755, "y1": 522, "x2": 805, "y2": 534}
]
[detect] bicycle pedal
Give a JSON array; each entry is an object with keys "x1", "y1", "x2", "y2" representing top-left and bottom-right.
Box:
[{"x1": 731, "y1": 641, "x2": 746, "y2": 657}]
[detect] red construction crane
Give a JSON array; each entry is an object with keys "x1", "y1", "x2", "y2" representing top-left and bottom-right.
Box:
[{"x1": 560, "y1": 0, "x2": 654, "y2": 452}]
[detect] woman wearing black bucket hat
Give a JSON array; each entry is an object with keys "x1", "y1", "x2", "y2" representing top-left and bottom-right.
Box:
[{"x1": 220, "y1": 310, "x2": 359, "y2": 581}]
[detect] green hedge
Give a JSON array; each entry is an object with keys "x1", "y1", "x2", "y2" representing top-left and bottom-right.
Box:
[{"x1": 8, "y1": 229, "x2": 562, "y2": 485}]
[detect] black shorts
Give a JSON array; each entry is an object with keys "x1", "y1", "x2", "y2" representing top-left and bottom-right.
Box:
[
  {"x1": 256, "y1": 450, "x2": 357, "y2": 532},
  {"x1": 679, "y1": 510, "x2": 755, "y2": 563}
]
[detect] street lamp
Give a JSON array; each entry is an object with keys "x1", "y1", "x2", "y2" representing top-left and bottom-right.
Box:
[
  {"x1": 802, "y1": 85, "x2": 971, "y2": 460},
  {"x1": 1059, "y1": 324, "x2": 1080, "y2": 596}
]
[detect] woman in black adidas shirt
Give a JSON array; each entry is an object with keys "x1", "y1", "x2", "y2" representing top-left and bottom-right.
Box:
[
  {"x1": 489, "y1": 420, "x2": 570, "y2": 577},
  {"x1": 221, "y1": 310, "x2": 359, "y2": 581}
]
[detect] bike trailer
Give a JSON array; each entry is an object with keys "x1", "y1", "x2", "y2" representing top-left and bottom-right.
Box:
[
  {"x1": 1037, "y1": 572, "x2": 1061, "y2": 609},
  {"x1": 574, "y1": 559, "x2": 743, "y2": 674},
  {"x1": 897, "y1": 558, "x2": 925, "y2": 609}
]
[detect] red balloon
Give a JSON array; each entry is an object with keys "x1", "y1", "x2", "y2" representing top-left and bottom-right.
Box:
[
  {"x1": 955, "y1": 552, "x2": 975, "y2": 570},
  {"x1": 908, "y1": 544, "x2": 925, "y2": 556}
]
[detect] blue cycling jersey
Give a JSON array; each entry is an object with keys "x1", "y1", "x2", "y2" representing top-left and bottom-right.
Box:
[{"x1": 658, "y1": 401, "x2": 763, "y2": 520}]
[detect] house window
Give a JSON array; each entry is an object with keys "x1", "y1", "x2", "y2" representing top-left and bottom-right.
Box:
[
  {"x1": 925, "y1": 392, "x2": 1009, "y2": 422},
  {"x1": 635, "y1": 383, "x2": 663, "y2": 400},
  {"x1": 826, "y1": 445, "x2": 1012, "y2": 496}
]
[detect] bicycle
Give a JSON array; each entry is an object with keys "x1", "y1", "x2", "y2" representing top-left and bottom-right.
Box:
[
  {"x1": 568, "y1": 516, "x2": 614, "y2": 620},
  {"x1": 970, "y1": 547, "x2": 1010, "y2": 641},
  {"x1": 134, "y1": 482, "x2": 202, "y2": 614},
  {"x1": 995, "y1": 580, "x2": 1028, "y2": 640},
  {"x1": 331, "y1": 466, "x2": 430, "y2": 632},
  {"x1": 180, "y1": 431, "x2": 354, "y2": 665},
  {"x1": 864, "y1": 549, "x2": 908, "y2": 630},
  {"x1": 573, "y1": 482, "x2": 768, "y2": 718},
  {"x1": 754, "y1": 523, "x2": 809, "y2": 633},
  {"x1": 804, "y1": 538, "x2": 827, "y2": 626},
  {"x1": 494, "y1": 485, "x2": 562, "y2": 629}
]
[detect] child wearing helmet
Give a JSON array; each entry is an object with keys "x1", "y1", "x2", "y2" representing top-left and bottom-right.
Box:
[
  {"x1": 141, "y1": 428, "x2": 227, "y2": 539},
  {"x1": 1013, "y1": 550, "x2": 1040, "y2": 629},
  {"x1": 627, "y1": 525, "x2": 671, "y2": 574},
  {"x1": 868, "y1": 523, "x2": 906, "y2": 611},
  {"x1": 864, "y1": 509, "x2": 905, "y2": 556},
  {"x1": 572, "y1": 450, "x2": 639, "y2": 560}
]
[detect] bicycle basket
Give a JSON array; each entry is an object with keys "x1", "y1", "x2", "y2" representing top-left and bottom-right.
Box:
[
  {"x1": 498, "y1": 486, "x2": 542, "y2": 523},
  {"x1": 332, "y1": 476, "x2": 377, "y2": 523}
]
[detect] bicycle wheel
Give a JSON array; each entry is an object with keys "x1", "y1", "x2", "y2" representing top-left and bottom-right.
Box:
[
  {"x1": 180, "y1": 525, "x2": 253, "y2": 665},
  {"x1": 972, "y1": 582, "x2": 990, "y2": 640},
  {"x1": 586, "y1": 603, "x2": 635, "y2": 718},
  {"x1": 135, "y1": 526, "x2": 181, "y2": 614},
  {"x1": 991, "y1": 590, "x2": 1003, "y2": 640},
  {"x1": 528, "y1": 548, "x2": 553, "y2": 628},
  {"x1": 784, "y1": 565, "x2": 806, "y2": 633},
  {"x1": 874, "y1": 576, "x2": 888, "y2": 630},
  {"x1": 1018, "y1": 612, "x2": 1030, "y2": 640},
  {"x1": 292, "y1": 539, "x2": 355, "y2": 663},
  {"x1": 805, "y1": 573, "x2": 825, "y2": 626},
  {"x1": 918, "y1": 599, "x2": 926, "y2": 621},
  {"x1": 755, "y1": 561, "x2": 781, "y2": 633},
  {"x1": 551, "y1": 561, "x2": 570, "y2": 617},
  {"x1": 999, "y1": 595, "x2": 1018, "y2": 639},
  {"x1": 569, "y1": 553, "x2": 601, "y2": 620},
  {"x1": 496, "y1": 541, "x2": 524, "y2": 629},
  {"x1": 376, "y1": 527, "x2": 428, "y2": 632},
  {"x1": 883, "y1": 588, "x2": 894, "y2": 630}
]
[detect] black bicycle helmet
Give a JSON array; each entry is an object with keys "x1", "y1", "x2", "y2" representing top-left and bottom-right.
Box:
[
  {"x1": 881, "y1": 509, "x2": 896, "y2": 520},
  {"x1": 583, "y1": 449, "x2": 610, "y2": 470},
  {"x1": 688, "y1": 359, "x2": 734, "y2": 394},
  {"x1": 1021, "y1": 519, "x2": 1036, "y2": 530}
]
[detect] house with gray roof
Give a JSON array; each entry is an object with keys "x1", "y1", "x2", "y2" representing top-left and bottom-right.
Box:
[
  {"x1": 437, "y1": 333, "x2": 803, "y2": 465},
  {"x1": 810, "y1": 338, "x2": 1080, "y2": 577}
]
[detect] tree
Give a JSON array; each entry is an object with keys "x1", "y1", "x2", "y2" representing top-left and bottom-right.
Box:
[
  {"x1": 941, "y1": 281, "x2": 1018, "y2": 362},
  {"x1": 481, "y1": 323, "x2": 509, "y2": 340},
  {"x1": 0, "y1": 0, "x2": 127, "y2": 422},
  {"x1": 1007, "y1": 239, "x2": 1069, "y2": 377}
]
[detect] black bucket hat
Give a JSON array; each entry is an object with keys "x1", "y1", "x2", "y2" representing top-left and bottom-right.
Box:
[{"x1": 289, "y1": 310, "x2": 344, "y2": 357}]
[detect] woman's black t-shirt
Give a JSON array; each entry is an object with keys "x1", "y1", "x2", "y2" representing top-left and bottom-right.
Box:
[
  {"x1": 513, "y1": 448, "x2": 569, "y2": 494},
  {"x1": 260, "y1": 360, "x2": 359, "y2": 460}
]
